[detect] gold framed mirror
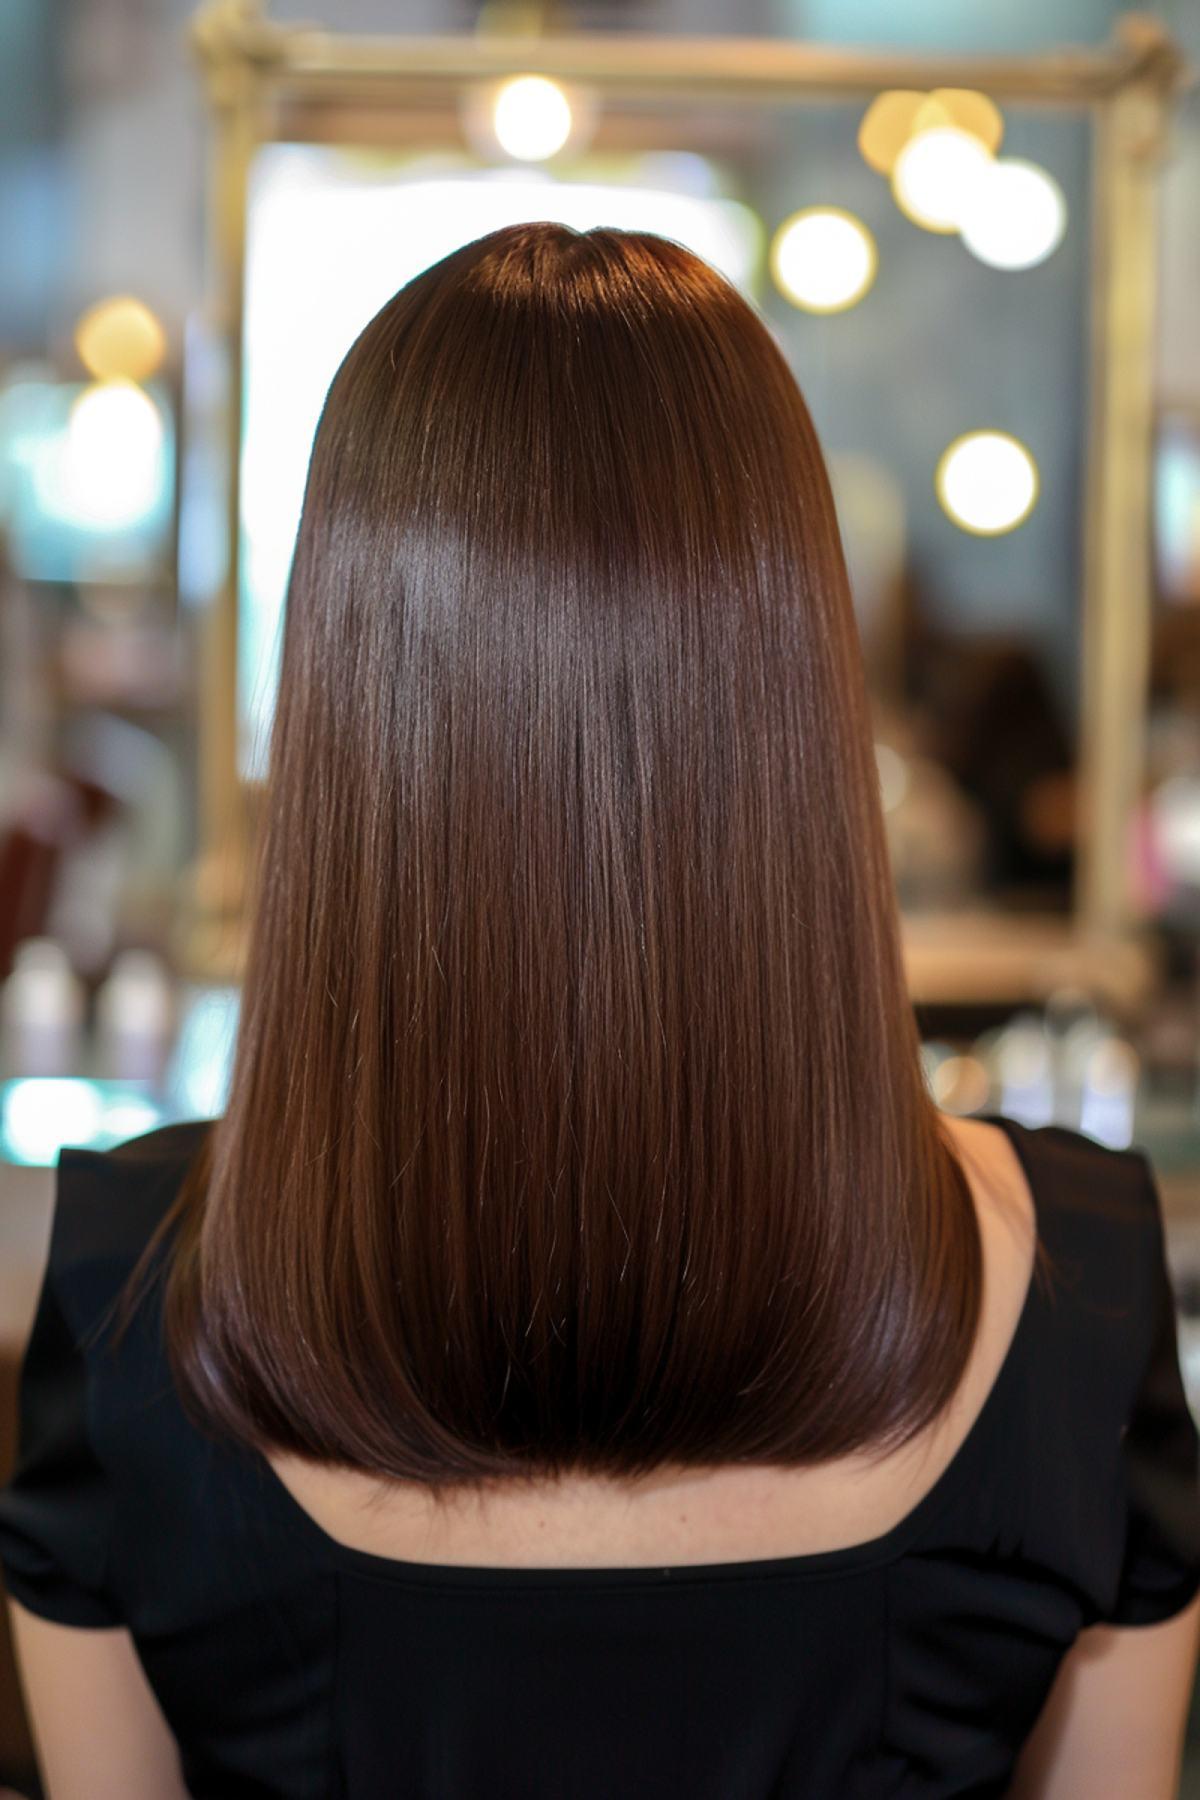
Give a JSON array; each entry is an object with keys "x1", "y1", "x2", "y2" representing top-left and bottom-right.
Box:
[{"x1": 178, "y1": 1, "x2": 1189, "y2": 1014}]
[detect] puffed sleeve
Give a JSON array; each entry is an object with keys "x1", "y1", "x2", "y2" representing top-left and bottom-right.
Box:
[
  {"x1": 0, "y1": 1165, "x2": 122, "y2": 1627},
  {"x1": 1106, "y1": 1153, "x2": 1200, "y2": 1627}
]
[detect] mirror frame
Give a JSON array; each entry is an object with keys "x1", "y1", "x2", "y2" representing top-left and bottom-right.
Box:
[{"x1": 180, "y1": 0, "x2": 1190, "y2": 1012}]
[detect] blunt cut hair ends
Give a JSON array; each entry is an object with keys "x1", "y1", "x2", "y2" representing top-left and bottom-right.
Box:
[{"x1": 114, "y1": 221, "x2": 1003, "y2": 1501}]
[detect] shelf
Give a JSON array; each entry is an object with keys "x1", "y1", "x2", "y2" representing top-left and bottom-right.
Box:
[{"x1": 901, "y1": 910, "x2": 1161, "y2": 1011}]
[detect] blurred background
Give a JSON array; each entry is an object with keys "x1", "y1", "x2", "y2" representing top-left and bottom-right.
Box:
[{"x1": 1, "y1": 0, "x2": 1199, "y2": 1790}]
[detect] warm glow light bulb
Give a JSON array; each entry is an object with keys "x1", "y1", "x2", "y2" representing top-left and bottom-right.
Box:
[
  {"x1": 959, "y1": 157, "x2": 1067, "y2": 270},
  {"x1": 769, "y1": 207, "x2": 877, "y2": 313},
  {"x1": 492, "y1": 74, "x2": 573, "y2": 161},
  {"x1": 917, "y1": 89, "x2": 1003, "y2": 155},
  {"x1": 860, "y1": 88, "x2": 1002, "y2": 178},
  {"x1": 857, "y1": 91, "x2": 928, "y2": 175},
  {"x1": 58, "y1": 379, "x2": 165, "y2": 529},
  {"x1": 74, "y1": 295, "x2": 166, "y2": 382},
  {"x1": 936, "y1": 431, "x2": 1039, "y2": 536},
  {"x1": 892, "y1": 126, "x2": 992, "y2": 234}
]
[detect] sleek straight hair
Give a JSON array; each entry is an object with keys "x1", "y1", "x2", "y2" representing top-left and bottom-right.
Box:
[{"x1": 113, "y1": 220, "x2": 1034, "y2": 1500}]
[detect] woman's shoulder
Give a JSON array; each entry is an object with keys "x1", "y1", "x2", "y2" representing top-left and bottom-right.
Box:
[
  {"x1": 962, "y1": 1111, "x2": 1164, "y2": 1254},
  {"x1": 56, "y1": 1117, "x2": 212, "y2": 1232},
  {"x1": 47, "y1": 1117, "x2": 214, "y2": 1342},
  {"x1": 947, "y1": 1111, "x2": 1173, "y2": 1406},
  {"x1": 61, "y1": 1116, "x2": 215, "y2": 1180},
  {"x1": 975, "y1": 1114, "x2": 1183, "y2": 1421},
  {"x1": 0, "y1": 1119, "x2": 218, "y2": 1628}
]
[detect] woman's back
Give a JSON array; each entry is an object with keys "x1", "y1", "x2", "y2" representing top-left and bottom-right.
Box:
[
  {"x1": 3, "y1": 1108, "x2": 1199, "y2": 1797},
  {"x1": 261, "y1": 1111, "x2": 1036, "y2": 1571}
]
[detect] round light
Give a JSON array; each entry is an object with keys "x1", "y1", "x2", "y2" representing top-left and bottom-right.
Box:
[
  {"x1": 917, "y1": 89, "x2": 1003, "y2": 155},
  {"x1": 769, "y1": 207, "x2": 877, "y2": 314},
  {"x1": 936, "y1": 431, "x2": 1039, "y2": 536},
  {"x1": 492, "y1": 74, "x2": 573, "y2": 162},
  {"x1": 60, "y1": 379, "x2": 165, "y2": 529},
  {"x1": 74, "y1": 295, "x2": 166, "y2": 382},
  {"x1": 892, "y1": 126, "x2": 993, "y2": 234},
  {"x1": 958, "y1": 156, "x2": 1067, "y2": 270},
  {"x1": 857, "y1": 91, "x2": 928, "y2": 175}
]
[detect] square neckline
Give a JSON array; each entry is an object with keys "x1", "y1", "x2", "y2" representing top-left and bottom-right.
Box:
[{"x1": 253, "y1": 1110, "x2": 1043, "y2": 1588}]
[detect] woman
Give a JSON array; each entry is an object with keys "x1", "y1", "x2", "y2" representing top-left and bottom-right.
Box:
[{"x1": 2, "y1": 221, "x2": 1199, "y2": 1798}]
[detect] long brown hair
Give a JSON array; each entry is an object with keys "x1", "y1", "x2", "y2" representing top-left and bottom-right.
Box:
[{"x1": 115, "y1": 220, "x2": 993, "y2": 1501}]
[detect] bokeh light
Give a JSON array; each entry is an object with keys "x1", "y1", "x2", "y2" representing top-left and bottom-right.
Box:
[
  {"x1": 916, "y1": 89, "x2": 1003, "y2": 155},
  {"x1": 958, "y1": 157, "x2": 1067, "y2": 270},
  {"x1": 492, "y1": 74, "x2": 573, "y2": 161},
  {"x1": 74, "y1": 295, "x2": 166, "y2": 382},
  {"x1": 2, "y1": 1079, "x2": 103, "y2": 1166},
  {"x1": 860, "y1": 88, "x2": 1002, "y2": 177},
  {"x1": 35, "y1": 379, "x2": 166, "y2": 530},
  {"x1": 770, "y1": 207, "x2": 877, "y2": 313},
  {"x1": 892, "y1": 126, "x2": 993, "y2": 234},
  {"x1": 936, "y1": 431, "x2": 1039, "y2": 535},
  {"x1": 858, "y1": 91, "x2": 928, "y2": 175}
]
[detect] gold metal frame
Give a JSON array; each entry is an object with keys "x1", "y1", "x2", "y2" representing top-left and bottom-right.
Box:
[{"x1": 179, "y1": 0, "x2": 1190, "y2": 1012}]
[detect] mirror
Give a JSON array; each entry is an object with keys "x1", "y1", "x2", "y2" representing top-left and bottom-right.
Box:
[{"x1": 182, "y1": 4, "x2": 1187, "y2": 1011}]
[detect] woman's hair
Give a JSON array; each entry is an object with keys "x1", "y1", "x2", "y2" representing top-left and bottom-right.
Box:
[{"x1": 112, "y1": 220, "x2": 1005, "y2": 1500}]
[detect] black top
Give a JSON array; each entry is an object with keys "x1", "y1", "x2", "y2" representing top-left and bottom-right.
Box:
[{"x1": 2, "y1": 1113, "x2": 1200, "y2": 1799}]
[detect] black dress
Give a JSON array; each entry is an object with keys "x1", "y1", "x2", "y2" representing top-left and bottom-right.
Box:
[{"x1": 2, "y1": 1112, "x2": 1200, "y2": 1798}]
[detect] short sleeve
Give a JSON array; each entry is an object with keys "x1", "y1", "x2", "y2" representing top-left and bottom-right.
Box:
[
  {"x1": 0, "y1": 1170, "x2": 121, "y2": 1627},
  {"x1": 1106, "y1": 1152, "x2": 1200, "y2": 1627}
]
